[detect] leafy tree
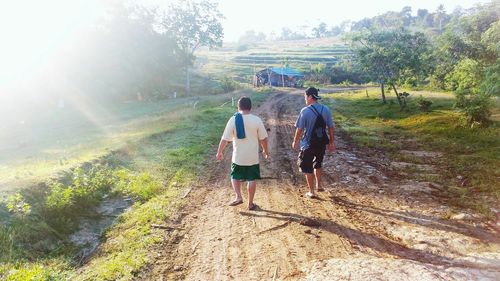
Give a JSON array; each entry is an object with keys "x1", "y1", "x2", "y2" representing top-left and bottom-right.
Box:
[
  {"x1": 417, "y1": 9, "x2": 429, "y2": 20},
  {"x1": 351, "y1": 18, "x2": 373, "y2": 31},
  {"x1": 328, "y1": 26, "x2": 343, "y2": 37},
  {"x1": 161, "y1": 0, "x2": 223, "y2": 95},
  {"x1": 434, "y1": 4, "x2": 447, "y2": 32},
  {"x1": 433, "y1": 0, "x2": 499, "y2": 126},
  {"x1": 445, "y1": 58, "x2": 482, "y2": 93},
  {"x1": 312, "y1": 22, "x2": 328, "y2": 38},
  {"x1": 238, "y1": 30, "x2": 266, "y2": 44},
  {"x1": 481, "y1": 19, "x2": 500, "y2": 54},
  {"x1": 57, "y1": 3, "x2": 180, "y2": 101},
  {"x1": 349, "y1": 29, "x2": 431, "y2": 107},
  {"x1": 400, "y1": 6, "x2": 413, "y2": 26},
  {"x1": 481, "y1": 61, "x2": 500, "y2": 96},
  {"x1": 280, "y1": 27, "x2": 307, "y2": 40}
]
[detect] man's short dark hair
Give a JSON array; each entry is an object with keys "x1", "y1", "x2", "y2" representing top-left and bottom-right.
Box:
[
  {"x1": 238, "y1": 97, "x2": 252, "y2": 110},
  {"x1": 305, "y1": 87, "x2": 321, "y2": 100}
]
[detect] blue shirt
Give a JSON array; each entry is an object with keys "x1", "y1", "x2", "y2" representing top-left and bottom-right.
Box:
[{"x1": 295, "y1": 103, "x2": 334, "y2": 150}]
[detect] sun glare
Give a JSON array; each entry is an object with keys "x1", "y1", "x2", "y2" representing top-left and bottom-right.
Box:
[{"x1": 0, "y1": 0, "x2": 105, "y2": 94}]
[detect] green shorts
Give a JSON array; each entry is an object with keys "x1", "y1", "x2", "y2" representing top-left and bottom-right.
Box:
[{"x1": 231, "y1": 163, "x2": 261, "y2": 181}]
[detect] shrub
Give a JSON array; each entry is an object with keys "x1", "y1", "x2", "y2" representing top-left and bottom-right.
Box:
[
  {"x1": 455, "y1": 92, "x2": 492, "y2": 127},
  {"x1": 44, "y1": 165, "x2": 115, "y2": 232},
  {"x1": 219, "y1": 76, "x2": 239, "y2": 93},
  {"x1": 114, "y1": 170, "x2": 163, "y2": 202},
  {"x1": 5, "y1": 194, "x2": 31, "y2": 218},
  {"x1": 416, "y1": 95, "x2": 433, "y2": 112}
]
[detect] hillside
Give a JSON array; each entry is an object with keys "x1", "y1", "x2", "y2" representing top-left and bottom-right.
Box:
[{"x1": 197, "y1": 37, "x2": 350, "y2": 83}]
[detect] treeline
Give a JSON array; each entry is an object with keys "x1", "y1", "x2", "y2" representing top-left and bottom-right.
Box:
[
  {"x1": 7, "y1": 0, "x2": 223, "y2": 104},
  {"x1": 61, "y1": 3, "x2": 181, "y2": 102},
  {"x1": 238, "y1": 3, "x2": 466, "y2": 43},
  {"x1": 298, "y1": 1, "x2": 499, "y2": 126},
  {"x1": 345, "y1": 0, "x2": 499, "y2": 126}
]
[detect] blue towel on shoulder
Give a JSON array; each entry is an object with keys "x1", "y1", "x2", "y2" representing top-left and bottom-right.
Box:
[{"x1": 234, "y1": 112, "x2": 246, "y2": 139}]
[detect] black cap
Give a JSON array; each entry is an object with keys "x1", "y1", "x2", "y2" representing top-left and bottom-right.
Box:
[{"x1": 305, "y1": 87, "x2": 321, "y2": 99}]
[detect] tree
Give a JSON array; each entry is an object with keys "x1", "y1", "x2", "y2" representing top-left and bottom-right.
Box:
[
  {"x1": 350, "y1": 29, "x2": 431, "y2": 108},
  {"x1": 238, "y1": 30, "x2": 266, "y2": 44},
  {"x1": 434, "y1": 4, "x2": 448, "y2": 32},
  {"x1": 432, "y1": 1, "x2": 499, "y2": 126},
  {"x1": 58, "y1": 3, "x2": 180, "y2": 101},
  {"x1": 400, "y1": 6, "x2": 412, "y2": 26},
  {"x1": 161, "y1": 0, "x2": 223, "y2": 95},
  {"x1": 328, "y1": 26, "x2": 343, "y2": 37},
  {"x1": 417, "y1": 9, "x2": 429, "y2": 20},
  {"x1": 280, "y1": 27, "x2": 307, "y2": 40},
  {"x1": 312, "y1": 22, "x2": 328, "y2": 38}
]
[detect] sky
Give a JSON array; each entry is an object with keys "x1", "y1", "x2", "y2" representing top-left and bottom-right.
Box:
[
  {"x1": 0, "y1": 0, "x2": 105, "y2": 91},
  {"x1": 213, "y1": 0, "x2": 490, "y2": 41}
]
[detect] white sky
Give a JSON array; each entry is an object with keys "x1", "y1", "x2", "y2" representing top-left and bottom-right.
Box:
[
  {"x1": 0, "y1": 0, "x2": 106, "y2": 91},
  {"x1": 213, "y1": 0, "x2": 490, "y2": 41}
]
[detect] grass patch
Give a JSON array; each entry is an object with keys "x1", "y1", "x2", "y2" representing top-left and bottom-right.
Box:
[
  {"x1": 327, "y1": 89, "x2": 499, "y2": 214},
  {"x1": 0, "y1": 89, "x2": 264, "y2": 280},
  {"x1": 73, "y1": 93, "x2": 252, "y2": 280}
]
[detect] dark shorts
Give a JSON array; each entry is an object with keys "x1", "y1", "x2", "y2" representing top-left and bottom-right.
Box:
[
  {"x1": 231, "y1": 163, "x2": 261, "y2": 181},
  {"x1": 297, "y1": 146, "x2": 326, "y2": 174}
]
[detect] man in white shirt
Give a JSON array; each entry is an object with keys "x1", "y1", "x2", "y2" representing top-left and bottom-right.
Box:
[{"x1": 216, "y1": 97, "x2": 269, "y2": 210}]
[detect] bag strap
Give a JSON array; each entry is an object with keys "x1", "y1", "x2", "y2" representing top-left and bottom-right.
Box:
[{"x1": 308, "y1": 105, "x2": 325, "y2": 121}]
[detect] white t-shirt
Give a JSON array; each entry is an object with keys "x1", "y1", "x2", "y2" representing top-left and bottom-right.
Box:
[{"x1": 222, "y1": 113, "x2": 268, "y2": 166}]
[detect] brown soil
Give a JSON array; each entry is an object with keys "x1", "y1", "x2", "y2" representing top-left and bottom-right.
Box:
[{"x1": 139, "y1": 90, "x2": 500, "y2": 281}]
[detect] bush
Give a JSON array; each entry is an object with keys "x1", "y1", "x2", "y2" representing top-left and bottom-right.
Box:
[
  {"x1": 219, "y1": 76, "x2": 239, "y2": 93},
  {"x1": 114, "y1": 170, "x2": 163, "y2": 202},
  {"x1": 44, "y1": 165, "x2": 115, "y2": 232},
  {"x1": 455, "y1": 92, "x2": 492, "y2": 127},
  {"x1": 416, "y1": 95, "x2": 433, "y2": 112},
  {"x1": 5, "y1": 194, "x2": 31, "y2": 218}
]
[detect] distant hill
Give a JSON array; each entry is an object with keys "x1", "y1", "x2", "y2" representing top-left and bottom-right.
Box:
[{"x1": 197, "y1": 37, "x2": 350, "y2": 83}]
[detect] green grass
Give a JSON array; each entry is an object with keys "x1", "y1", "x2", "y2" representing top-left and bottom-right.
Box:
[
  {"x1": 0, "y1": 89, "x2": 266, "y2": 280},
  {"x1": 326, "y1": 89, "x2": 500, "y2": 214},
  {"x1": 73, "y1": 92, "x2": 263, "y2": 280},
  {"x1": 0, "y1": 97, "x2": 206, "y2": 193}
]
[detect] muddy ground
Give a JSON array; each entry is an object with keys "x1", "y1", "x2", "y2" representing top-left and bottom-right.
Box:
[{"x1": 139, "y1": 90, "x2": 500, "y2": 280}]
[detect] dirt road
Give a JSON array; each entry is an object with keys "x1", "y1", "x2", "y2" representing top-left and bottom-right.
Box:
[{"x1": 142, "y1": 90, "x2": 500, "y2": 280}]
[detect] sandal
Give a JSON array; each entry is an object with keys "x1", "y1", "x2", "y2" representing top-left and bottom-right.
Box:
[
  {"x1": 317, "y1": 187, "x2": 325, "y2": 192},
  {"x1": 305, "y1": 192, "x2": 317, "y2": 199},
  {"x1": 248, "y1": 203, "x2": 257, "y2": 210},
  {"x1": 229, "y1": 199, "x2": 243, "y2": 206}
]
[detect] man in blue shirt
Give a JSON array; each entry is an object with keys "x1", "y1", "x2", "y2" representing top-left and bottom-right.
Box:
[{"x1": 292, "y1": 87, "x2": 335, "y2": 198}]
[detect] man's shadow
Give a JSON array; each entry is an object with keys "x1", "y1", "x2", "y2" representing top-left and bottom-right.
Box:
[
  {"x1": 240, "y1": 207, "x2": 500, "y2": 271},
  {"x1": 330, "y1": 195, "x2": 500, "y2": 244}
]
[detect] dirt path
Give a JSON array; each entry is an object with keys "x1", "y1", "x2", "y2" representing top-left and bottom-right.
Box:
[{"x1": 141, "y1": 90, "x2": 500, "y2": 280}]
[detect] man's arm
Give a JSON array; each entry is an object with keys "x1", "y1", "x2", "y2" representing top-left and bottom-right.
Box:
[
  {"x1": 216, "y1": 139, "x2": 229, "y2": 161},
  {"x1": 327, "y1": 127, "x2": 335, "y2": 153},
  {"x1": 292, "y1": 128, "x2": 303, "y2": 150},
  {"x1": 260, "y1": 138, "x2": 269, "y2": 159}
]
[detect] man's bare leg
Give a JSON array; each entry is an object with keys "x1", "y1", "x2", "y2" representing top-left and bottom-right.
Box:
[
  {"x1": 247, "y1": 181, "x2": 256, "y2": 208},
  {"x1": 231, "y1": 179, "x2": 243, "y2": 203},
  {"x1": 305, "y1": 173, "x2": 316, "y2": 195},
  {"x1": 314, "y1": 168, "x2": 323, "y2": 191}
]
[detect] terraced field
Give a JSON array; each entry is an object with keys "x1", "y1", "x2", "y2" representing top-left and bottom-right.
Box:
[{"x1": 197, "y1": 37, "x2": 351, "y2": 83}]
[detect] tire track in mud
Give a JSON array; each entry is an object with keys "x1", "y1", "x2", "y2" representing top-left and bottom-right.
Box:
[{"x1": 141, "y1": 90, "x2": 500, "y2": 281}]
